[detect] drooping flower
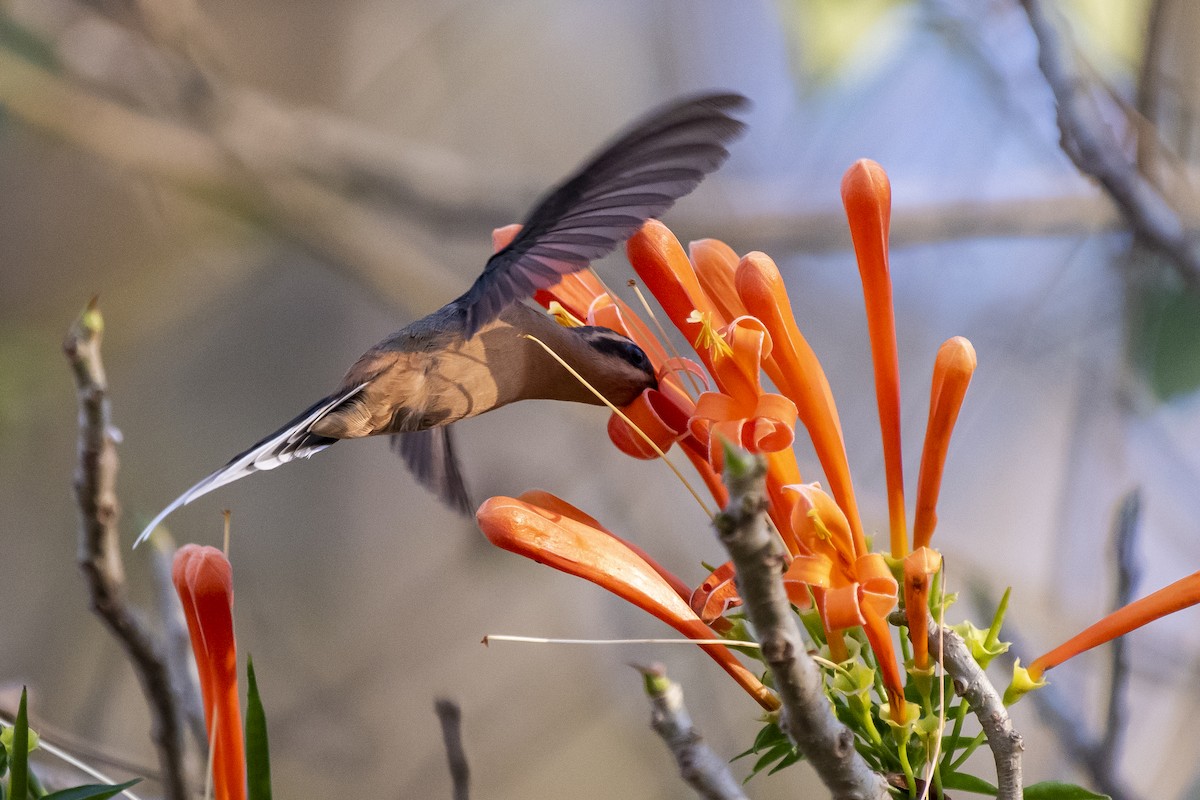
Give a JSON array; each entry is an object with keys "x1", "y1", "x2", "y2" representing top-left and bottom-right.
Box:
[
  {"x1": 476, "y1": 493, "x2": 780, "y2": 711},
  {"x1": 173, "y1": 544, "x2": 246, "y2": 800},
  {"x1": 1006, "y1": 571, "x2": 1200, "y2": 704}
]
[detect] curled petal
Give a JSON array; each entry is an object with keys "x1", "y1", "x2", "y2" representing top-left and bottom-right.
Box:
[
  {"x1": 913, "y1": 337, "x2": 977, "y2": 549},
  {"x1": 710, "y1": 316, "x2": 772, "y2": 405},
  {"x1": 477, "y1": 496, "x2": 779, "y2": 710},
  {"x1": 1028, "y1": 570, "x2": 1200, "y2": 681},
  {"x1": 842, "y1": 160, "x2": 906, "y2": 558},
  {"x1": 172, "y1": 545, "x2": 245, "y2": 800},
  {"x1": 852, "y1": 552, "x2": 906, "y2": 723},
  {"x1": 854, "y1": 553, "x2": 899, "y2": 618},
  {"x1": 736, "y1": 251, "x2": 867, "y2": 557},
  {"x1": 822, "y1": 583, "x2": 864, "y2": 631},
  {"x1": 690, "y1": 561, "x2": 741, "y2": 630},
  {"x1": 782, "y1": 554, "x2": 833, "y2": 609},
  {"x1": 607, "y1": 377, "x2": 696, "y2": 459}
]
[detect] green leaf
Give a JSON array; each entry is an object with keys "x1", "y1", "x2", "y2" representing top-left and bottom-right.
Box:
[
  {"x1": 1023, "y1": 781, "x2": 1110, "y2": 800},
  {"x1": 40, "y1": 779, "x2": 141, "y2": 800},
  {"x1": 941, "y1": 771, "x2": 998, "y2": 795},
  {"x1": 10, "y1": 690, "x2": 27, "y2": 800},
  {"x1": 765, "y1": 747, "x2": 804, "y2": 775},
  {"x1": 244, "y1": 657, "x2": 273, "y2": 800},
  {"x1": 732, "y1": 722, "x2": 787, "y2": 761},
  {"x1": 1, "y1": 740, "x2": 8, "y2": 778},
  {"x1": 750, "y1": 742, "x2": 793, "y2": 775}
]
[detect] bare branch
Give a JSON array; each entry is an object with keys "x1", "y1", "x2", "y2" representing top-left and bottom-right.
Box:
[
  {"x1": 63, "y1": 299, "x2": 190, "y2": 800},
  {"x1": 1019, "y1": 0, "x2": 1200, "y2": 292},
  {"x1": 635, "y1": 664, "x2": 748, "y2": 800},
  {"x1": 1103, "y1": 489, "x2": 1141, "y2": 765},
  {"x1": 433, "y1": 699, "x2": 469, "y2": 800},
  {"x1": 715, "y1": 449, "x2": 887, "y2": 800}
]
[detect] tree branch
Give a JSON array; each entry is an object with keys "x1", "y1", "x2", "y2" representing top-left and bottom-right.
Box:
[
  {"x1": 913, "y1": 615, "x2": 1023, "y2": 800},
  {"x1": 715, "y1": 449, "x2": 887, "y2": 800},
  {"x1": 1019, "y1": 0, "x2": 1200, "y2": 292},
  {"x1": 63, "y1": 298, "x2": 190, "y2": 800},
  {"x1": 636, "y1": 664, "x2": 748, "y2": 800}
]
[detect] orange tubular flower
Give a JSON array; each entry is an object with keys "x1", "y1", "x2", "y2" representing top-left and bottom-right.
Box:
[
  {"x1": 1027, "y1": 570, "x2": 1200, "y2": 681},
  {"x1": 735, "y1": 252, "x2": 867, "y2": 557},
  {"x1": 842, "y1": 160, "x2": 906, "y2": 557},
  {"x1": 173, "y1": 544, "x2": 246, "y2": 800},
  {"x1": 477, "y1": 495, "x2": 780, "y2": 711},
  {"x1": 482, "y1": 159, "x2": 980, "y2": 728},
  {"x1": 903, "y1": 547, "x2": 943, "y2": 669},
  {"x1": 912, "y1": 337, "x2": 977, "y2": 549}
]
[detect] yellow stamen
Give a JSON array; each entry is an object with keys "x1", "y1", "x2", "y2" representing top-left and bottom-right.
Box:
[
  {"x1": 524, "y1": 335, "x2": 713, "y2": 519},
  {"x1": 687, "y1": 309, "x2": 733, "y2": 361}
]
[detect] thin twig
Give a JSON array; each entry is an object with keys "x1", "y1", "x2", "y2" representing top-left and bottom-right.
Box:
[
  {"x1": 896, "y1": 611, "x2": 1024, "y2": 800},
  {"x1": 1103, "y1": 489, "x2": 1141, "y2": 766},
  {"x1": 63, "y1": 299, "x2": 190, "y2": 800},
  {"x1": 433, "y1": 699, "x2": 469, "y2": 800},
  {"x1": 715, "y1": 448, "x2": 887, "y2": 800},
  {"x1": 635, "y1": 663, "x2": 748, "y2": 800},
  {"x1": 1019, "y1": 0, "x2": 1200, "y2": 292}
]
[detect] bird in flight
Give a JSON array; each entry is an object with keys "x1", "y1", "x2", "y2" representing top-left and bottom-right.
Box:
[{"x1": 135, "y1": 92, "x2": 748, "y2": 547}]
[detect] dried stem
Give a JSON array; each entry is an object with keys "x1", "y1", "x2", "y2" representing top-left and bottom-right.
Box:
[
  {"x1": 433, "y1": 699, "x2": 469, "y2": 800},
  {"x1": 63, "y1": 299, "x2": 189, "y2": 800},
  {"x1": 1019, "y1": 0, "x2": 1200, "y2": 292},
  {"x1": 715, "y1": 448, "x2": 887, "y2": 800},
  {"x1": 1103, "y1": 489, "x2": 1141, "y2": 766},
  {"x1": 636, "y1": 664, "x2": 748, "y2": 800}
]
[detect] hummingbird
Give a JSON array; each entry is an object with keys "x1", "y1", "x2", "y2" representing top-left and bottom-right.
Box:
[{"x1": 134, "y1": 92, "x2": 748, "y2": 547}]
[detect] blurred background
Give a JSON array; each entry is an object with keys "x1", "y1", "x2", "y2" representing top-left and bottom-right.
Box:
[{"x1": 3, "y1": 0, "x2": 1200, "y2": 797}]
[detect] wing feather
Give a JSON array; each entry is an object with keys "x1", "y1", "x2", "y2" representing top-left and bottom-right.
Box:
[{"x1": 457, "y1": 92, "x2": 748, "y2": 337}]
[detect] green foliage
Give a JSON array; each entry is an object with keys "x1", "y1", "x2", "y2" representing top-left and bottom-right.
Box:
[
  {"x1": 1024, "y1": 782, "x2": 1111, "y2": 800},
  {"x1": 2, "y1": 690, "x2": 141, "y2": 800},
  {"x1": 9, "y1": 690, "x2": 27, "y2": 800},
  {"x1": 245, "y1": 657, "x2": 274, "y2": 800},
  {"x1": 731, "y1": 720, "x2": 803, "y2": 782},
  {"x1": 40, "y1": 780, "x2": 142, "y2": 800},
  {"x1": 941, "y1": 771, "x2": 998, "y2": 795}
]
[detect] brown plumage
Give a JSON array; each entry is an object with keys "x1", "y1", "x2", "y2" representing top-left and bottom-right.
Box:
[{"x1": 135, "y1": 92, "x2": 747, "y2": 546}]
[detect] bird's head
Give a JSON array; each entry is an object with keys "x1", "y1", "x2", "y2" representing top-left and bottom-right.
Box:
[{"x1": 570, "y1": 325, "x2": 658, "y2": 405}]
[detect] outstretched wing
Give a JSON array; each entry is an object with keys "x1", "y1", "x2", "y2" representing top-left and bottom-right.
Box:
[
  {"x1": 456, "y1": 92, "x2": 749, "y2": 337},
  {"x1": 391, "y1": 426, "x2": 473, "y2": 516},
  {"x1": 133, "y1": 383, "x2": 367, "y2": 547}
]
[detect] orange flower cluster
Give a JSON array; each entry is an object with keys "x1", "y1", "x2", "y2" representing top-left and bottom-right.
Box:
[{"x1": 479, "y1": 160, "x2": 978, "y2": 721}]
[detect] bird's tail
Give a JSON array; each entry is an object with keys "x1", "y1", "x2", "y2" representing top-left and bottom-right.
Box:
[{"x1": 133, "y1": 383, "x2": 368, "y2": 547}]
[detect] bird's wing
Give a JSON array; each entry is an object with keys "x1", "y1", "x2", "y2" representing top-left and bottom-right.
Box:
[
  {"x1": 455, "y1": 92, "x2": 749, "y2": 338},
  {"x1": 391, "y1": 426, "x2": 473, "y2": 516},
  {"x1": 133, "y1": 383, "x2": 368, "y2": 547}
]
